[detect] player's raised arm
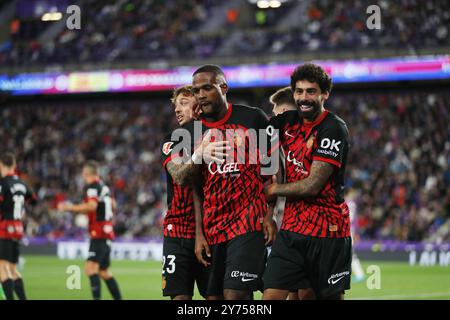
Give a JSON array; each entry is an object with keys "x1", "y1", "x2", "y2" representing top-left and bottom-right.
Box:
[{"x1": 57, "y1": 198, "x2": 98, "y2": 214}]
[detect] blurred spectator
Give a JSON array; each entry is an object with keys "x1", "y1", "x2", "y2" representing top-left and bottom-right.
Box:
[{"x1": 0, "y1": 0, "x2": 448, "y2": 68}]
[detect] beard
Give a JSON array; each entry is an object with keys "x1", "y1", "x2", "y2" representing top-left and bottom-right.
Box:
[
  {"x1": 296, "y1": 99, "x2": 321, "y2": 121},
  {"x1": 200, "y1": 100, "x2": 222, "y2": 120}
]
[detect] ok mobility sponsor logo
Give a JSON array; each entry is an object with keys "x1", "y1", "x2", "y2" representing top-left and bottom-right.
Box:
[
  {"x1": 231, "y1": 271, "x2": 258, "y2": 282},
  {"x1": 316, "y1": 138, "x2": 342, "y2": 158},
  {"x1": 327, "y1": 271, "x2": 350, "y2": 285}
]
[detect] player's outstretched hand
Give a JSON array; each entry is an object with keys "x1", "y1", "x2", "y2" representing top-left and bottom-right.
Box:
[
  {"x1": 192, "y1": 130, "x2": 231, "y2": 164},
  {"x1": 263, "y1": 214, "x2": 277, "y2": 246},
  {"x1": 195, "y1": 232, "x2": 211, "y2": 267}
]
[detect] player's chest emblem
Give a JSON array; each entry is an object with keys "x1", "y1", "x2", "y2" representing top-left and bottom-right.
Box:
[
  {"x1": 232, "y1": 132, "x2": 244, "y2": 147},
  {"x1": 306, "y1": 134, "x2": 315, "y2": 149}
]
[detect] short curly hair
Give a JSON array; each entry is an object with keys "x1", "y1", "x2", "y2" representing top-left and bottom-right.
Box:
[{"x1": 290, "y1": 63, "x2": 332, "y2": 94}]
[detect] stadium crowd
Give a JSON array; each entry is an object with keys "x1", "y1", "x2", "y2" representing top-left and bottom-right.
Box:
[
  {"x1": 1, "y1": 0, "x2": 449, "y2": 68},
  {"x1": 1, "y1": 89, "x2": 449, "y2": 243}
]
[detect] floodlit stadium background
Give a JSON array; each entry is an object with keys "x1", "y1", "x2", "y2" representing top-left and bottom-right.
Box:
[{"x1": 0, "y1": 0, "x2": 449, "y2": 299}]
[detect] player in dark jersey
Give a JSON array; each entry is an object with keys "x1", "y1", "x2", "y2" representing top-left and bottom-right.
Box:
[
  {"x1": 269, "y1": 86, "x2": 302, "y2": 301},
  {"x1": 263, "y1": 63, "x2": 352, "y2": 300},
  {"x1": 0, "y1": 152, "x2": 37, "y2": 300},
  {"x1": 57, "y1": 161, "x2": 122, "y2": 300},
  {"x1": 165, "y1": 65, "x2": 277, "y2": 300},
  {"x1": 161, "y1": 85, "x2": 214, "y2": 300}
]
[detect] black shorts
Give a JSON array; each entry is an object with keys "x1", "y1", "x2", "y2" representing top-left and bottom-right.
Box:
[
  {"x1": 87, "y1": 239, "x2": 111, "y2": 270},
  {"x1": 0, "y1": 239, "x2": 20, "y2": 264},
  {"x1": 206, "y1": 231, "x2": 267, "y2": 296},
  {"x1": 263, "y1": 230, "x2": 352, "y2": 299},
  {"x1": 162, "y1": 237, "x2": 210, "y2": 298}
]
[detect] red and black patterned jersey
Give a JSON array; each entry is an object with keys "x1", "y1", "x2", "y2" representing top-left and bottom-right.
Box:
[
  {"x1": 269, "y1": 109, "x2": 351, "y2": 238},
  {"x1": 83, "y1": 180, "x2": 115, "y2": 240},
  {"x1": 0, "y1": 174, "x2": 37, "y2": 239},
  {"x1": 161, "y1": 135, "x2": 196, "y2": 239},
  {"x1": 167, "y1": 103, "x2": 273, "y2": 244}
]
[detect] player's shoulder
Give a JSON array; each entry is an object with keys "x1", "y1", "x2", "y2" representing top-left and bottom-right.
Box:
[
  {"x1": 86, "y1": 181, "x2": 102, "y2": 190},
  {"x1": 322, "y1": 111, "x2": 349, "y2": 132},
  {"x1": 270, "y1": 110, "x2": 300, "y2": 128},
  {"x1": 233, "y1": 104, "x2": 267, "y2": 118}
]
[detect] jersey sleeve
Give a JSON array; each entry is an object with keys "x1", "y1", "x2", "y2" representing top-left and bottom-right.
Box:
[
  {"x1": 312, "y1": 120, "x2": 349, "y2": 168},
  {"x1": 161, "y1": 122, "x2": 195, "y2": 169},
  {"x1": 85, "y1": 185, "x2": 99, "y2": 202},
  {"x1": 161, "y1": 134, "x2": 176, "y2": 169}
]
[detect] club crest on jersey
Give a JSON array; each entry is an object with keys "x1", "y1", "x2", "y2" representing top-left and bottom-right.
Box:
[
  {"x1": 233, "y1": 132, "x2": 244, "y2": 147},
  {"x1": 306, "y1": 134, "x2": 315, "y2": 149},
  {"x1": 162, "y1": 142, "x2": 174, "y2": 155}
]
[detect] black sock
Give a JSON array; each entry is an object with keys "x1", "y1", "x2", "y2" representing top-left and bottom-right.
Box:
[
  {"x1": 14, "y1": 278, "x2": 27, "y2": 300},
  {"x1": 89, "y1": 274, "x2": 101, "y2": 300},
  {"x1": 1, "y1": 279, "x2": 14, "y2": 300},
  {"x1": 104, "y1": 277, "x2": 122, "y2": 300}
]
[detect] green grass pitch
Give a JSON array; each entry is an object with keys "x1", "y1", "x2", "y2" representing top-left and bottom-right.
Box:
[{"x1": 4, "y1": 255, "x2": 449, "y2": 300}]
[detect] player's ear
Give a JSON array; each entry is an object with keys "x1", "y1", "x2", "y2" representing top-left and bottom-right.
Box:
[
  {"x1": 220, "y1": 83, "x2": 228, "y2": 95},
  {"x1": 322, "y1": 90, "x2": 330, "y2": 100}
]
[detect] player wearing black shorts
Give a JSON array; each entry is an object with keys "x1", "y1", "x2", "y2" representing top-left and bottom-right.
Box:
[
  {"x1": 57, "y1": 161, "x2": 122, "y2": 300},
  {"x1": 0, "y1": 153, "x2": 37, "y2": 300},
  {"x1": 269, "y1": 86, "x2": 302, "y2": 301},
  {"x1": 263, "y1": 64, "x2": 352, "y2": 300},
  {"x1": 165, "y1": 65, "x2": 277, "y2": 300},
  {"x1": 161, "y1": 85, "x2": 213, "y2": 300}
]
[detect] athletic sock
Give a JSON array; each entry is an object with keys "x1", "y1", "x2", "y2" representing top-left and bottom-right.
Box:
[
  {"x1": 104, "y1": 277, "x2": 122, "y2": 300},
  {"x1": 14, "y1": 278, "x2": 27, "y2": 300},
  {"x1": 1, "y1": 279, "x2": 14, "y2": 300},
  {"x1": 352, "y1": 254, "x2": 365, "y2": 279},
  {"x1": 89, "y1": 274, "x2": 101, "y2": 300}
]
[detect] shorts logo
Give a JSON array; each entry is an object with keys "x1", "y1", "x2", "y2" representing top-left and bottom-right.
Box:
[
  {"x1": 88, "y1": 251, "x2": 96, "y2": 257},
  {"x1": 231, "y1": 271, "x2": 258, "y2": 282},
  {"x1": 162, "y1": 142, "x2": 174, "y2": 155},
  {"x1": 327, "y1": 271, "x2": 350, "y2": 285}
]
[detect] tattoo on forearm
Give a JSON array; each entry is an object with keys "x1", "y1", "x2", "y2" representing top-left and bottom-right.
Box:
[
  {"x1": 166, "y1": 161, "x2": 199, "y2": 186},
  {"x1": 278, "y1": 161, "x2": 335, "y2": 198}
]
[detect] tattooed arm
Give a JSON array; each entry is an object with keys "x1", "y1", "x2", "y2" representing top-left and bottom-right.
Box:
[
  {"x1": 265, "y1": 161, "x2": 335, "y2": 200},
  {"x1": 166, "y1": 130, "x2": 230, "y2": 186},
  {"x1": 166, "y1": 160, "x2": 200, "y2": 186}
]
